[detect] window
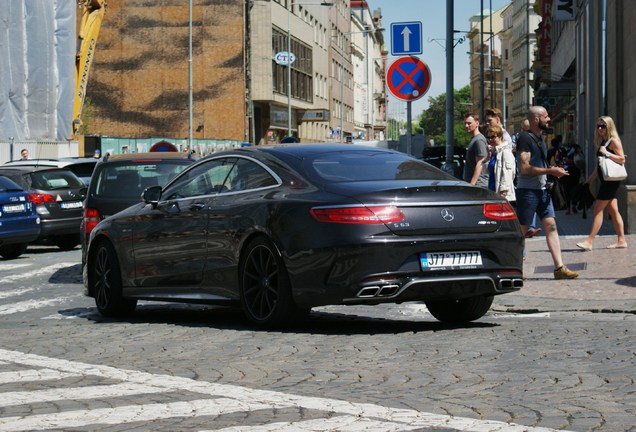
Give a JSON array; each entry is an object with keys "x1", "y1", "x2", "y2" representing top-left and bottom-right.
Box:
[
  {"x1": 272, "y1": 27, "x2": 313, "y2": 103},
  {"x1": 163, "y1": 159, "x2": 237, "y2": 199}
]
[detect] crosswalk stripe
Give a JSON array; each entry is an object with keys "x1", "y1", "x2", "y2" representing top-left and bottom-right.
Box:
[
  {"x1": 0, "y1": 369, "x2": 79, "y2": 385},
  {"x1": 0, "y1": 296, "x2": 78, "y2": 315},
  {"x1": 0, "y1": 382, "x2": 175, "y2": 407},
  {"x1": 0, "y1": 288, "x2": 34, "y2": 300},
  {"x1": 0, "y1": 398, "x2": 274, "y2": 432},
  {"x1": 0, "y1": 262, "x2": 75, "y2": 284},
  {"x1": 0, "y1": 349, "x2": 571, "y2": 432},
  {"x1": 209, "y1": 416, "x2": 424, "y2": 431}
]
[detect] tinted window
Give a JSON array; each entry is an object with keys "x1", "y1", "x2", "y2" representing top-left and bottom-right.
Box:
[
  {"x1": 93, "y1": 161, "x2": 191, "y2": 199},
  {"x1": 0, "y1": 176, "x2": 23, "y2": 192},
  {"x1": 28, "y1": 170, "x2": 85, "y2": 190},
  {"x1": 306, "y1": 151, "x2": 453, "y2": 182},
  {"x1": 224, "y1": 158, "x2": 278, "y2": 192},
  {"x1": 163, "y1": 158, "x2": 237, "y2": 199}
]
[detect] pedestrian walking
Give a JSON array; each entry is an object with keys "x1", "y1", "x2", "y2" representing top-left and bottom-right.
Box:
[
  {"x1": 484, "y1": 108, "x2": 512, "y2": 146},
  {"x1": 485, "y1": 124, "x2": 516, "y2": 202},
  {"x1": 576, "y1": 116, "x2": 627, "y2": 251},
  {"x1": 463, "y1": 113, "x2": 489, "y2": 187},
  {"x1": 515, "y1": 106, "x2": 578, "y2": 279}
]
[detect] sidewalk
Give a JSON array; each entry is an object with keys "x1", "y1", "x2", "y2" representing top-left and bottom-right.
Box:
[{"x1": 493, "y1": 209, "x2": 636, "y2": 314}]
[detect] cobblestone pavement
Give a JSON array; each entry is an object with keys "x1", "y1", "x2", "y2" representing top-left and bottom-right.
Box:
[
  {"x1": 0, "y1": 232, "x2": 634, "y2": 431},
  {"x1": 493, "y1": 209, "x2": 636, "y2": 314}
]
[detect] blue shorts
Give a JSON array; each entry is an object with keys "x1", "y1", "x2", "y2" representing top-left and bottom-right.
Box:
[{"x1": 515, "y1": 188, "x2": 556, "y2": 226}]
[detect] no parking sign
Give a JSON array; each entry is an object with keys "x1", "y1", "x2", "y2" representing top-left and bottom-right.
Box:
[{"x1": 386, "y1": 56, "x2": 431, "y2": 102}]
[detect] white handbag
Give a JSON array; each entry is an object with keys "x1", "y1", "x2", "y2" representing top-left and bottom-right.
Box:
[{"x1": 598, "y1": 141, "x2": 627, "y2": 181}]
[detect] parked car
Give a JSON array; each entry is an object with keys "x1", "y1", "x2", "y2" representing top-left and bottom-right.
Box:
[
  {"x1": 4, "y1": 158, "x2": 98, "y2": 186},
  {"x1": 80, "y1": 152, "x2": 196, "y2": 261},
  {"x1": 0, "y1": 175, "x2": 40, "y2": 259},
  {"x1": 0, "y1": 167, "x2": 86, "y2": 250},
  {"x1": 83, "y1": 144, "x2": 524, "y2": 326},
  {"x1": 422, "y1": 146, "x2": 466, "y2": 179}
]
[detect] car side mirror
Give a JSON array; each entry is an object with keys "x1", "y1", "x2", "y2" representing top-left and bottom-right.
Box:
[{"x1": 142, "y1": 185, "x2": 162, "y2": 206}]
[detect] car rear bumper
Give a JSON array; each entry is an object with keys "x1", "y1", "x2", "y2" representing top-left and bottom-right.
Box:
[
  {"x1": 0, "y1": 227, "x2": 41, "y2": 246},
  {"x1": 285, "y1": 233, "x2": 524, "y2": 308},
  {"x1": 39, "y1": 216, "x2": 82, "y2": 238}
]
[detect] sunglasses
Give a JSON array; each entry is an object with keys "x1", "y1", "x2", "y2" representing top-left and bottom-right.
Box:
[
  {"x1": 597, "y1": 124, "x2": 607, "y2": 129},
  {"x1": 486, "y1": 135, "x2": 499, "y2": 140}
]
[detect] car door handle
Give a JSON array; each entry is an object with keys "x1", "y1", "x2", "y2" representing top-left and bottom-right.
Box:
[{"x1": 190, "y1": 202, "x2": 206, "y2": 211}]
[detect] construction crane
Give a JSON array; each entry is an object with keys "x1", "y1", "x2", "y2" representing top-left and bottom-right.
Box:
[{"x1": 73, "y1": 0, "x2": 106, "y2": 136}]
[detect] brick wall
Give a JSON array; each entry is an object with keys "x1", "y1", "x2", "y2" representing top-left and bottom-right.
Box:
[{"x1": 86, "y1": 0, "x2": 246, "y2": 141}]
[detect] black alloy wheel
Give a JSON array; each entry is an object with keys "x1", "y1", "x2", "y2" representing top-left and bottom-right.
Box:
[
  {"x1": 239, "y1": 237, "x2": 305, "y2": 327},
  {"x1": 424, "y1": 295, "x2": 494, "y2": 323},
  {"x1": 91, "y1": 240, "x2": 137, "y2": 316}
]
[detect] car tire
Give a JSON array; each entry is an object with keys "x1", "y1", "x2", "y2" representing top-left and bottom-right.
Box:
[
  {"x1": 90, "y1": 240, "x2": 137, "y2": 317},
  {"x1": 239, "y1": 236, "x2": 306, "y2": 327},
  {"x1": 0, "y1": 243, "x2": 28, "y2": 260},
  {"x1": 424, "y1": 295, "x2": 494, "y2": 323},
  {"x1": 54, "y1": 234, "x2": 80, "y2": 251}
]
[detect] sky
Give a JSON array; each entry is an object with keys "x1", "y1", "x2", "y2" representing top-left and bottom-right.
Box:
[{"x1": 368, "y1": 0, "x2": 510, "y2": 119}]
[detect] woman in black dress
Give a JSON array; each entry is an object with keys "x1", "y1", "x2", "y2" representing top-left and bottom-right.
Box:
[{"x1": 576, "y1": 116, "x2": 627, "y2": 251}]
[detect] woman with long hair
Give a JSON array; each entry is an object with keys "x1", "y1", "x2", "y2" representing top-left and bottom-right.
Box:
[{"x1": 576, "y1": 116, "x2": 627, "y2": 251}]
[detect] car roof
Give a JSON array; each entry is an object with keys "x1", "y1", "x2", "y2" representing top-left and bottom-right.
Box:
[
  {"x1": 102, "y1": 152, "x2": 196, "y2": 162},
  {"x1": 3, "y1": 158, "x2": 97, "y2": 167},
  {"x1": 0, "y1": 165, "x2": 79, "y2": 174}
]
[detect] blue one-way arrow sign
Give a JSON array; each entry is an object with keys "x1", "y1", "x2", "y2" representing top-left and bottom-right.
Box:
[{"x1": 391, "y1": 22, "x2": 422, "y2": 56}]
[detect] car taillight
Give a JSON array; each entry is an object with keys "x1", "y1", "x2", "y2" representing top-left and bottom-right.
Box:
[
  {"x1": 483, "y1": 202, "x2": 517, "y2": 220},
  {"x1": 310, "y1": 205, "x2": 405, "y2": 224},
  {"x1": 84, "y1": 208, "x2": 101, "y2": 234},
  {"x1": 28, "y1": 193, "x2": 56, "y2": 206}
]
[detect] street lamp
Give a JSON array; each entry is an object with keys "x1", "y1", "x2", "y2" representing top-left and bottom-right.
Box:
[{"x1": 285, "y1": 1, "x2": 333, "y2": 140}]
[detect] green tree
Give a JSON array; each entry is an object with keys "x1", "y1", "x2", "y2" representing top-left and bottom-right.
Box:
[{"x1": 418, "y1": 85, "x2": 472, "y2": 147}]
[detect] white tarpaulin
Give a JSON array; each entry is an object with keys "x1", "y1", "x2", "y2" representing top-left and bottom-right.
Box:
[{"x1": 0, "y1": 0, "x2": 75, "y2": 141}]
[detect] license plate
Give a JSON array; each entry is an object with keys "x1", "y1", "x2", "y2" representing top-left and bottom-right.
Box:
[
  {"x1": 60, "y1": 201, "x2": 83, "y2": 209},
  {"x1": 420, "y1": 251, "x2": 483, "y2": 271},
  {"x1": 2, "y1": 203, "x2": 27, "y2": 213}
]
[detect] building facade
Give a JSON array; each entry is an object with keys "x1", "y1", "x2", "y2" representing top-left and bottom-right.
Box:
[{"x1": 81, "y1": 0, "x2": 385, "y2": 146}]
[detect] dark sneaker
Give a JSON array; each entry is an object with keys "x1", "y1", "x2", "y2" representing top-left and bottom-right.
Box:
[
  {"x1": 525, "y1": 228, "x2": 542, "y2": 238},
  {"x1": 554, "y1": 265, "x2": 579, "y2": 280}
]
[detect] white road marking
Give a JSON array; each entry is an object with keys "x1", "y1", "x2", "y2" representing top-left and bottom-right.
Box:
[
  {"x1": 0, "y1": 262, "x2": 75, "y2": 284},
  {"x1": 0, "y1": 296, "x2": 78, "y2": 315},
  {"x1": 0, "y1": 369, "x2": 79, "y2": 385},
  {"x1": 0, "y1": 399, "x2": 272, "y2": 432},
  {"x1": 0, "y1": 288, "x2": 34, "y2": 300},
  {"x1": 0, "y1": 349, "x2": 571, "y2": 432},
  {"x1": 210, "y1": 417, "x2": 424, "y2": 431},
  {"x1": 0, "y1": 262, "x2": 31, "y2": 271}
]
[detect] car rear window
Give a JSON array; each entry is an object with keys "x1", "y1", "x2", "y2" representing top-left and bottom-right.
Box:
[
  {"x1": 306, "y1": 151, "x2": 454, "y2": 182},
  {"x1": 93, "y1": 161, "x2": 191, "y2": 198},
  {"x1": 28, "y1": 170, "x2": 85, "y2": 190},
  {"x1": 0, "y1": 176, "x2": 23, "y2": 192}
]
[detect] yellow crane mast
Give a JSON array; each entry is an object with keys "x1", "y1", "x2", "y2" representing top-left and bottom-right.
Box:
[{"x1": 73, "y1": 0, "x2": 106, "y2": 137}]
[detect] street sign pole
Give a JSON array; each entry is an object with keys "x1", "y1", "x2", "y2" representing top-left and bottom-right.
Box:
[{"x1": 407, "y1": 102, "x2": 412, "y2": 156}]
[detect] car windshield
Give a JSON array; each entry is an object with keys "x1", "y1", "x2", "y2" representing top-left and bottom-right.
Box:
[
  {"x1": 305, "y1": 151, "x2": 454, "y2": 182},
  {"x1": 0, "y1": 176, "x2": 24, "y2": 192},
  {"x1": 93, "y1": 161, "x2": 191, "y2": 198},
  {"x1": 28, "y1": 170, "x2": 85, "y2": 190}
]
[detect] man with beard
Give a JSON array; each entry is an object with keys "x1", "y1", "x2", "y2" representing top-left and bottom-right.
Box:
[{"x1": 516, "y1": 106, "x2": 579, "y2": 279}]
